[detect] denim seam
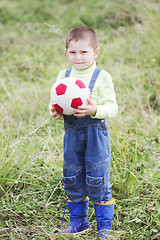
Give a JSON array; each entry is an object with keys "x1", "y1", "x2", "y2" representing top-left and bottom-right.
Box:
[{"x1": 85, "y1": 158, "x2": 109, "y2": 171}]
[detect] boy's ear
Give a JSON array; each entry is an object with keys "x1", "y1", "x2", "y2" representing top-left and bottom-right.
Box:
[
  {"x1": 94, "y1": 47, "x2": 100, "y2": 58},
  {"x1": 65, "y1": 48, "x2": 67, "y2": 54}
]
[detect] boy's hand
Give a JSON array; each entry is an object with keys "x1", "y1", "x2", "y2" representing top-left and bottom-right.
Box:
[
  {"x1": 50, "y1": 104, "x2": 64, "y2": 120},
  {"x1": 74, "y1": 98, "x2": 97, "y2": 118}
]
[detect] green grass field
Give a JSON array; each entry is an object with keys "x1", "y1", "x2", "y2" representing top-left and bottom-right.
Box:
[{"x1": 0, "y1": 0, "x2": 160, "y2": 239}]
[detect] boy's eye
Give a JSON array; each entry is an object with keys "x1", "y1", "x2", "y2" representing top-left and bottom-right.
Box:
[
  {"x1": 82, "y1": 51, "x2": 87, "y2": 54},
  {"x1": 69, "y1": 51, "x2": 76, "y2": 54}
]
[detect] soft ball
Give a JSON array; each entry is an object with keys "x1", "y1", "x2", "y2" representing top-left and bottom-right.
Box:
[{"x1": 50, "y1": 77, "x2": 90, "y2": 115}]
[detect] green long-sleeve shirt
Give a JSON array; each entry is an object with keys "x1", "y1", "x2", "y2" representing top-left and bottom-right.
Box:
[{"x1": 56, "y1": 61, "x2": 118, "y2": 119}]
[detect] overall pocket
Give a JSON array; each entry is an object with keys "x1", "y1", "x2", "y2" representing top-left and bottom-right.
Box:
[
  {"x1": 86, "y1": 174, "x2": 104, "y2": 201},
  {"x1": 86, "y1": 158, "x2": 110, "y2": 201},
  {"x1": 63, "y1": 172, "x2": 86, "y2": 201},
  {"x1": 63, "y1": 175, "x2": 76, "y2": 187}
]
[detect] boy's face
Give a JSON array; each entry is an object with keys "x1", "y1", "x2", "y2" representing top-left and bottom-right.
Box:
[{"x1": 65, "y1": 39, "x2": 100, "y2": 70}]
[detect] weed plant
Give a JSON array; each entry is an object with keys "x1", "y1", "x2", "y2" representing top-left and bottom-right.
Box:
[{"x1": 0, "y1": 0, "x2": 159, "y2": 239}]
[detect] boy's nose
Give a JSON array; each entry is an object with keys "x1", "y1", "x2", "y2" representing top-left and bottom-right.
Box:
[{"x1": 75, "y1": 53, "x2": 81, "y2": 60}]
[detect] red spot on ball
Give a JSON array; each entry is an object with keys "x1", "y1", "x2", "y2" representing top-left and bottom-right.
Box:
[
  {"x1": 75, "y1": 80, "x2": 86, "y2": 89},
  {"x1": 56, "y1": 84, "x2": 67, "y2": 95},
  {"x1": 71, "y1": 98, "x2": 83, "y2": 109},
  {"x1": 54, "y1": 104, "x2": 63, "y2": 113}
]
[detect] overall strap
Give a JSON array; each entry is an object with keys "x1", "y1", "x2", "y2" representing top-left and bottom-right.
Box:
[
  {"x1": 65, "y1": 67, "x2": 101, "y2": 93},
  {"x1": 89, "y1": 68, "x2": 101, "y2": 93},
  {"x1": 65, "y1": 68, "x2": 72, "y2": 77}
]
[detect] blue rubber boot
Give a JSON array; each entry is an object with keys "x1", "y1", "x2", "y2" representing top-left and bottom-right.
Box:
[
  {"x1": 94, "y1": 199, "x2": 115, "y2": 238},
  {"x1": 61, "y1": 197, "x2": 91, "y2": 234}
]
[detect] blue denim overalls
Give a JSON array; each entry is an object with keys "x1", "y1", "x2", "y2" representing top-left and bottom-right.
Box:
[{"x1": 63, "y1": 68, "x2": 112, "y2": 203}]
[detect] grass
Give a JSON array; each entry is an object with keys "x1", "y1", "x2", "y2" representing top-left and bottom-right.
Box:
[{"x1": 0, "y1": 0, "x2": 160, "y2": 239}]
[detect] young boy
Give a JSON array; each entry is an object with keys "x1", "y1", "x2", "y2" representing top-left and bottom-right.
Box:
[{"x1": 50, "y1": 26, "x2": 118, "y2": 238}]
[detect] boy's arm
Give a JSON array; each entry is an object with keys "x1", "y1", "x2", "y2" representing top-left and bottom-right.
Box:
[
  {"x1": 49, "y1": 70, "x2": 66, "y2": 120},
  {"x1": 74, "y1": 70, "x2": 118, "y2": 119},
  {"x1": 74, "y1": 98, "x2": 97, "y2": 117},
  {"x1": 92, "y1": 71, "x2": 118, "y2": 119},
  {"x1": 49, "y1": 104, "x2": 63, "y2": 120}
]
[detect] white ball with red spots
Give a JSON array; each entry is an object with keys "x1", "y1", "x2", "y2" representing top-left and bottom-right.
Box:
[{"x1": 50, "y1": 77, "x2": 91, "y2": 115}]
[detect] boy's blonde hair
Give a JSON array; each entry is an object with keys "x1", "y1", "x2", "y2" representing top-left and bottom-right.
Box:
[{"x1": 66, "y1": 26, "x2": 98, "y2": 50}]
